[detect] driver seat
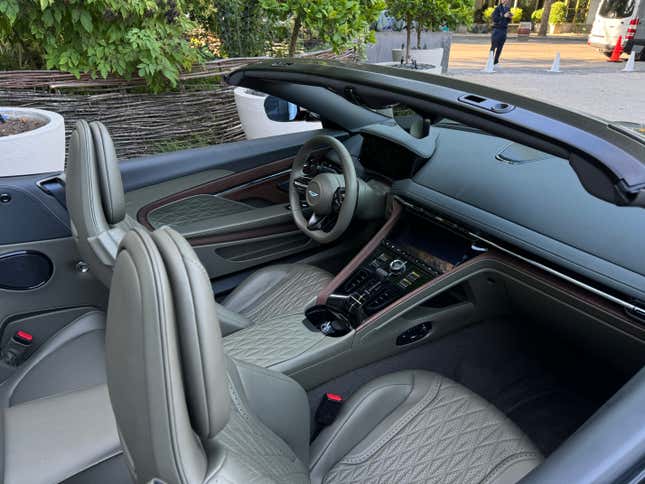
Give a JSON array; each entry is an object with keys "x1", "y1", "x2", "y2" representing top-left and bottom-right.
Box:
[{"x1": 66, "y1": 120, "x2": 332, "y2": 344}]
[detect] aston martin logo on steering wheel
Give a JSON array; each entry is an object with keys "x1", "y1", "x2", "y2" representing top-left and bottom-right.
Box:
[{"x1": 308, "y1": 190, "x2": 319, "y2": 198}]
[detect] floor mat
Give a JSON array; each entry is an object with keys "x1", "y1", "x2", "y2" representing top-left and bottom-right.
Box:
[{"x1": 308, "y1": 317, "x2": 625, "y2": 455}]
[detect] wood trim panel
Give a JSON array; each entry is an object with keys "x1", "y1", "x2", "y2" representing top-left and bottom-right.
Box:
[
  {"x1": 317, "y1": 200, "x2": 403, "y2": 304},
  {"x1": 356, "y1": 251, "x2": 494, "y2": 331},
  {"x1": 188, "y1": 223, "x2": 299, "y2": 246},
  {"x1": 356, "y1": 249, "x2": 645, "y2": 341},
  {"x1": 222, "y1": 172, "x2": 290, "y2": 205}
]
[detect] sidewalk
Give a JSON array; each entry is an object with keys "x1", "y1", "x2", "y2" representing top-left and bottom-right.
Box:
[
  {"x1": 446, "y1": 36, "x2": 644, "y2": 123},
  {"x1": 452, "y1": 33, "x2": 589, "y2": 43}
]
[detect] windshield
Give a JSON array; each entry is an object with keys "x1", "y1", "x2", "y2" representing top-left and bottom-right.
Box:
[{"x1": 599, "y1": 0, "x2": 635, "y2": 18}]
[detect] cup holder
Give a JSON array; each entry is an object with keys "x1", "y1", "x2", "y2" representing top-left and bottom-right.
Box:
[{"x1": 305, "y1": 305, "x2": 352, "y2": 337}]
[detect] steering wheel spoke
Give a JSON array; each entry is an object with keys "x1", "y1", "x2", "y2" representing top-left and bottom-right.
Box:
[
  {"x1": 293, "y1": 177, "x2": 309, "y2": 195},
  {"x1": 332, "y1": 187, "x2": 346, "y2": 213},
  {"x1": 307, "y1": 213, "x2": 324, "y2": 230}
]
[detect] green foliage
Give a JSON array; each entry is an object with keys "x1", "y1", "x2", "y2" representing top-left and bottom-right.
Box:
[
  {"x1": 387, "y1": 0, "x2": 472, "y2": 53},
  {"x1": 188, "y1": 0, "x2": 270, "y2": 57},
  {"x1": 548, "y1": 1, "x2": 567, "y2": 23},
  {"x1": 415, "y1": 0, "x2": 473, "y2": 32},
  {"x1": 0, "y1": 0, "x2": 201, "y2": 91},
  {"x1": 531, "y1": 8, "x2": 543, "y2": 23},
  {"x1": 260, "y1": 0, "x2": 385, "y2": 56},
  {"x1": 483, "y1": 5, "x2": 521, "y2": 24},
  {"x1": 483, "y1": 6, "x2": 495, "y2": 23}
]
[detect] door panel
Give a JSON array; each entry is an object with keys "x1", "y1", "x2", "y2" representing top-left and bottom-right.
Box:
[
  {"x1": 0, "y1": 176, "x2": 70, "y2": 244},
  {"x1": 0, "y1": 175, "x2": 107, "y2": 341},
  {"x1": 0, "y1": 237, "x2": 107, "y2": 348},
  {"x1": 123, "y1": 129, "x2": 346, "y2": 279},
  {"x1": 124, "y1": 168, "x2": 233, "y2": 220}
]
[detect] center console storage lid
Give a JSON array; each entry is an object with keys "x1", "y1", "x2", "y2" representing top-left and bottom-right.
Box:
[{"x1": 2, "y1": 384, "x2": 120, "y2": 484}]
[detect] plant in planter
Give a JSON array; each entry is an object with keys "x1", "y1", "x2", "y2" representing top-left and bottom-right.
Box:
[{"x1": 0, "y1": 108, "x2": 65, "y2": 176}]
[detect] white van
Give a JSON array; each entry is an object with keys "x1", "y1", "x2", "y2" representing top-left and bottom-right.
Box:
[{"x1": 588, "y1": 0, "x2": 644, "y2": 59}]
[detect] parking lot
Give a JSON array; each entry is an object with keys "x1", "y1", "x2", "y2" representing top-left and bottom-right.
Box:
[{"x1": 446, "y1": 36, "x2": 644, "y2": 123}]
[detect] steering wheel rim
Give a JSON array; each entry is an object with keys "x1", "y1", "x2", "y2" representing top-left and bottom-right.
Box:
[{"x1": 289, "y1": 135, "x2": 358, "y2": 244}]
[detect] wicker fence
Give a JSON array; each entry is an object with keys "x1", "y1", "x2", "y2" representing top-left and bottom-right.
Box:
[{"x1": 0, "y1": 50, "x2": 352, "y2": 159}]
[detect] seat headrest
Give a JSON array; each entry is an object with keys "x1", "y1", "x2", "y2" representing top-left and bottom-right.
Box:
[
  {"x1": 151, "y1": 226, "x2": 230, "y2": 439},
  {"x1": 89, "y1": 121, "x2": 125, "y2": 225},
  {"x1": 106, "y1": 227, "x2": 228, "y2": 483}
]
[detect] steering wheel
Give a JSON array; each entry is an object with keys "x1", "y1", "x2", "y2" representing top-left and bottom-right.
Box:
[{"x1": 289, "y1": 135, "x2": 358, "y2": 244}]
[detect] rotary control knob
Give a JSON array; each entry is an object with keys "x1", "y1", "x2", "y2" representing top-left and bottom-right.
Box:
[{"x1": 389, "y1": 259, "x2": 407, "y2": 275}]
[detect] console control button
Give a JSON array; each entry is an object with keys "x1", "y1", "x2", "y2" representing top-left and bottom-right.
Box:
[{"x1": 389, "y1": 259, "x2": 407, "y2": 275}]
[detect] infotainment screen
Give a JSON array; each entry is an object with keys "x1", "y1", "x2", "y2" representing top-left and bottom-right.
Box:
[{"x1": 389, "y1": 213, "x2": 473, "y2": 273}]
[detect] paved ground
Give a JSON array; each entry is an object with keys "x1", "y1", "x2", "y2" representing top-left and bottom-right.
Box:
[{"x1": 445, "y1": 36, "x2": 645, "y2": 123}]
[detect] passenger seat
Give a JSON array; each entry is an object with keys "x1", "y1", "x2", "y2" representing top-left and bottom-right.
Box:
[{"x1": 105, "y1": 225, "x2": 543, "y2": 484}]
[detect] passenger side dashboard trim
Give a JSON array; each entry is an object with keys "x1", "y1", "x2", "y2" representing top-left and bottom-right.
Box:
[{"x1": 394, "y1": 195, "x2": 645, "y2": 324}]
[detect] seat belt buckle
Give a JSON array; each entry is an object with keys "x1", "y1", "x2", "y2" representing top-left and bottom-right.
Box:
[
  {"x1": 1, "y1": 330, "x2": 33, "y2": 366},
  {"x1": 315, "y1": 393, "x2": 344, "y2": 426}
]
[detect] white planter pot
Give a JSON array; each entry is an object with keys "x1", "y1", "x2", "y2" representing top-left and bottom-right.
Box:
[
  {"x1": 410, "y1": 48, "x2": 444, "y2": 72},
  {"x1": 375, "y1": 48, "x2": 444, "y2": 75},
  {"x1": 234, "y1": 87, "x2": 322, "y2": 140},
  {"x1": 0, "y1": 108, "x2": 65, "y2": 177}
]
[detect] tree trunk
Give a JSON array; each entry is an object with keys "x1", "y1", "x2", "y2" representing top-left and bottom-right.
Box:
[
  {"x1": 288, "y1": 14, "x2": 302, "y2": 57},
  {"x1": 538, "y1": 0, "x2": 554, "y2": 36},
  {"x1": 405, "y1": 14, "x2": 412, "y2": 61}
]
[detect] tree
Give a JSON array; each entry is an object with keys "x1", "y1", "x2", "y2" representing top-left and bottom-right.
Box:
[
  {"x1": 415, "y1": 0, "x2": 472, "y2": 48},
  {"x1": 387, "y1": 0, "x2": 420, "y2": 62},
  {"x1": 387, "y1": 0, "x2": 472, "y2": 61},
  {"x1": 0, "y1": 0, "x2": 201, "y2": 91},
  {"x1": 187, "y1": 0, "x2": 270, "y2": 57},
  {"x1": 260, "y1": 0, "x2": 385, "y2": 57},
  {"x1": 538, "y1": 0, "x2": 554, "y2": 36}
]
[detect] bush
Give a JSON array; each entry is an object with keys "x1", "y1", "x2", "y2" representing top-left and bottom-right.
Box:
[
  {"x1": 0, "y1": 0, "x2": 201, "y2": 92},
  {"x1": 549, "y1": 1, "x2": 568, "y2": 24},
  {"x1": 483, "y1": 7, "x2": 495, "y2": 23},
  {"x1": 531, "y1": 8, "x2": 543, "y2": 23},
  {"x1": 189, "y1": 0, "x2": 271, "y2": 58},
  {"x1": 510, "y1": 7, "x2": 523, "y2": 23}
]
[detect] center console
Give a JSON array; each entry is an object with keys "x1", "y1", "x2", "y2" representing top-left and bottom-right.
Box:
[{"x1": 307, "y1": 208, "x2": 479, "y2": 335}]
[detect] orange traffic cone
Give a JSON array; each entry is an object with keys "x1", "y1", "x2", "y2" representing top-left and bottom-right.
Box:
[{"x1": 608, "y1": 36, "x2": 624, "y2": 62}]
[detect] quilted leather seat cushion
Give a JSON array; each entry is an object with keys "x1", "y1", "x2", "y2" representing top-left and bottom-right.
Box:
[
  {"x1": 310, "y1": 370, "x2": 542, "y2": 484},
  {"x1": 222, "y1": 263, "x2": 332, "y2": 324}
]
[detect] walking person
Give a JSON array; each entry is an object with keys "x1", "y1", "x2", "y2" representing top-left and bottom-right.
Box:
[{"x1": 490, "y1": 0, "x2": 512, "y2": 64}]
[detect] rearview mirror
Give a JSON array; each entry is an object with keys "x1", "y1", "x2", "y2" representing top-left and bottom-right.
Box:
[{"x1": 264, "y1": 96, "x2": 299, "y2": 122}]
